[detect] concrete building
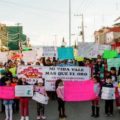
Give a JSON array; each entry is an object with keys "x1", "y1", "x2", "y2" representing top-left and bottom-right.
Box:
[
  {"x1": 106, "y1": 27, "x2": 120, "y2": 44},
  {"x1": 0, "y1": 23, "x2": 8, "y2": 47},
  {"x1": 94, "y1": 27, "x2": 110, "y2": 44},
  {"x1": 0, "y1": 23, "x2": 27, "y2": 50},
  {"x1": 94, "y1": 26, "x2": 120, "y2": 44}
]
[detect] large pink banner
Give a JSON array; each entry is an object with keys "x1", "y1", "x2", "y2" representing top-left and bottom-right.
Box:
[
  {"x1": 0, "y1": 87, "x2": 15, "y2": 99},
  {"x1": 64, "y1": 80, "x2": 96, "y2": 101}
]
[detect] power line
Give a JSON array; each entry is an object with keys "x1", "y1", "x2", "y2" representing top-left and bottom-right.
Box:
[{"x1": 0, "y1": 0, "x2": 67, "y2": 15}]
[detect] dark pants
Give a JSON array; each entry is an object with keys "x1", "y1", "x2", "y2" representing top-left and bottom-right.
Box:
[
  {"x1": 13, "y1": 99, "x2": 19, "y2": 112},
  {"x1": 92, "y1": 98, "x2": 99, "y2": 106},
  {"x1": 57, "y1": 98, "x2": 65, "y2": 116},
  {"x1": 0, "y1": 100, "x2": 5, "y2": 112},
  {"x1": 37, "y1": 103, "x2": 44, "y2": 116},
  {"x1": 105, "y1": 100, "x2": 113, "y2": 114}
]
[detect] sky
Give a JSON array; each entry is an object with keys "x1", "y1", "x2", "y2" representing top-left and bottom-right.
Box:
[{"x1": 0, "y1": 0, "x2": 120, "y2": 46}]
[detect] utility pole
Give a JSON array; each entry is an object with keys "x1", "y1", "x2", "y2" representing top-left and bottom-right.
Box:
[
  {"x1": 69, "y1": 0, "x2": 71, "y2": 46},
  {"x1": 74, "y1": 14, "x2": 85, "y2": 43}
]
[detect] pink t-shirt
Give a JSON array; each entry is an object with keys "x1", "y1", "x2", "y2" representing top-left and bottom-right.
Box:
[{"x1": 56, "y1": 86, "x2": 64, "y2": 100}]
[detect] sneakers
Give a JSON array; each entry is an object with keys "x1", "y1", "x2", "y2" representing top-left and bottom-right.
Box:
[
  {"x1": 36, "y1": 116, "x2": 41, "y2": 120},
  {"x1": 20, "y1": 116, "x2": 25, "y2": 120},
  {"x1": 41, "y1": 116, "x2": 46, "y2": 120},
  {"x1": 25, "y1": 116, "x2": 29, "y2": 120}
]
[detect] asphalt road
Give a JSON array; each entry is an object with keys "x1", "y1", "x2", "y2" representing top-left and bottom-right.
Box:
[{"x1": 0, "y1": 100, "x2": 120, "y2": 120}]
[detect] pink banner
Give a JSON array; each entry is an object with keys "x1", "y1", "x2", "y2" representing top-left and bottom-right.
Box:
[
  {"x1": 0, "y1": 87, "x2": 15, "y2": 99},
  {"x1": 64, "y1": 80, "x2": 96, "y2": 101}
]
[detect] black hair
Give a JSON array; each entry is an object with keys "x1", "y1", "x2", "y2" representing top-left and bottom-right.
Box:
[
  {"x1": 55, "y1": 79, "x2": 63, "y2": 90},
  {"x1": 93, "y1": 75, "x2": 100, "y2": 83},
  {"x1": 110, "y1": 67, "x2": 116, "y2": 71},
  {"x1": 118, "y1": 67, "x2": 120, "y2": 75},
  {"x1": 106, "y1": 76, "x2": 112, "y2": 80}
]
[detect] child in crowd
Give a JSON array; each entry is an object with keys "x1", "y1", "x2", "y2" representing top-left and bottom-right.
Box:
[
  {"x1": 3, "y1": 77, "x2": 14, "y2": 120},
  {"x1": 35, "y1": 78, "x2": 48, "y2": 120},
  {"x1": 110, "y1": 67, "x2": 117, "y2": 84},
  {"x1": 103, "y1": 76, "x2": 114, "y2": 116},
  {"x1": 55, "y1": 79, "x2": 67, "y2": 119},
  {"x1": 11, "y1": 76, "x2": 19, "y2": 113},
  {"x1": 91, "y1": 76, "x2": 101, "y2": 118},
  {"x1": 18, "y1": 78, "x2": 29, "y2": 120}
]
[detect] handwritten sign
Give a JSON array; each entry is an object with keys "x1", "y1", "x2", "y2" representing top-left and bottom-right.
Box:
[
  {"x1": 103, "y1": 50, "x2": 118, "y2": 59},
  {"x1": 64, "y1": 80, "x2": 96, "y2": 101},
  {"x1": 58, "y1": 47, "x2": 74, "y2": 60},
  {"x1": 78, "y1": 43, "x2": 111, "y2": 58},
  {"x1": 0, "y1": 87, "x2": 15, "y2": 99},
  {"x1": 15, "y1": 85, "x2": 33, "y2": 97},
  {"x1": 42, "y1": 47, "x2": 57, "y2": 58},
  {"x1": 107, "y1": 58, "x2": 120, "y2": 70},
  {"x1": 101, "y1": 87, "x2": 115, "y2": 100},
  {"x1": 22, "y1": 50, "x2": 37, "y2": 63},
  {"x1": 0, "y1": 52, "x2": 8, "y2": 63},
  {"x1": 32, "y1": 92, "x2": 49, "y2": 104}
]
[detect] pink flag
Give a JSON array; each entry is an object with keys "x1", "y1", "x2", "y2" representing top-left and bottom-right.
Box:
[
  {"x1": 0, "y1": 87, "x2": 15, "y2": 99},
  {"x1": 64, "y1": 80, "x2": 96, "y2": 101}
]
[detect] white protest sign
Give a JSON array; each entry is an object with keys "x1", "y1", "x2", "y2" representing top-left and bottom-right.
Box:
[
  {"x1": 22, "y1": 50, "x2": 37, "y2": 63},
  {"x1": 42, "y1": 47, "x2": 57, "y2": 58},
  {"x1": 98, "y1": 45, "x2": 111, "y2": 55},
  {"x1": 101, "y1": 87, "x2": 115, "y2": 100},
  {"x1": 15, "y1": 85, "x2": 33, "y2": 97},
  {"x1": 17, "y1": 66, "x2": 91, "y2": 91},
  {"x1": 32, "y1": 92, "x2": 49, "y2": 104},
  {"x1": 0, "y1": 52, "x2": 8, "y2": 63},
  {"x1": 78, "y1": 43, "x2": 111, "y2": 58},
  {"x1": 78, "y1": 43, "x2": 98, "y2": 58},
  {"x1": 36, "y1": 47, "x2": 43, "y2": 59},
  {"x1": 42, "y1": 66, "x2": 91, "y2": 91}
]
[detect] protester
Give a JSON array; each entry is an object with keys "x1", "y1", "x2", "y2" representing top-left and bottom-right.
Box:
[
  {"x1": 11, "y1": 77, "x2": 19, "y2": 113},
  {"x1": 18, "y1": 78, "x2": 29, "y2": 120},
  {"x1": 34, "y1": 78, "x2": 48, "y2": 120},
  {"x1": 103, "y1": 76, "x2": 114, "y2": 116},
  {"x1": 3, "y1": 77, "x2": 14, "y2": 120},
  {"x1": 91, "y1": 76, "x2": 101, "y2": 118},
  {"x1": 55, "y1": 79, "x2": 67, "y2": 119}
]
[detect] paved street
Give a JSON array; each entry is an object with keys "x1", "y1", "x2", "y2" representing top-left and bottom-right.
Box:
[{"x1": 0, "y1": 100, "x2": 120, "y2": 120}]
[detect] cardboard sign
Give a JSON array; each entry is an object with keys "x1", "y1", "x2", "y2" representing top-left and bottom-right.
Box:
[
  {"x1": 64, "y1": 80, "x2": 96, "y2": 101},
  {"x1": 0, "y1": 86, "x2": 15, "y2": 99},
  {"x1": 58, "y1": 47, "x2": 74, "y2": 60},
  {"x1": 15, "y1": 85, "x2": 33, "y2": 97},
  {"x1": 107, "y1": 58, "x2": 120, "y2": 70},
  {"x1": 9, "y1": 67, "x2": 17, "y2": 76},
  {"x1": 103, "y1": 50, "x2": 118, "y2": 59},
  {"x1": 22, "y1": 50, "x2": 37, "y2": 63},
  {"x1": 78, "y1": 43, "x2": 111, "y2": 58},
  {"x1": 0, "y1": 52, "x2": 8, "y2": 63},
  {"x1": 98, "y1": 45, "x2": 111, "y2": 55},
  {"x1": 101, "y1": 87, "x2": 115, "y2": 100},
  {"x1": 32, "y1": 92, "x2": 49, "y2": 104},
  {"x1": 42, "y1": 47, "x2": 57, "y2": 58}
]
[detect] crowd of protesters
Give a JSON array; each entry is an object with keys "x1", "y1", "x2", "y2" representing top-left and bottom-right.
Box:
[{"x1": 0, "y1": 55, "x2": 120, "y2": 120}]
